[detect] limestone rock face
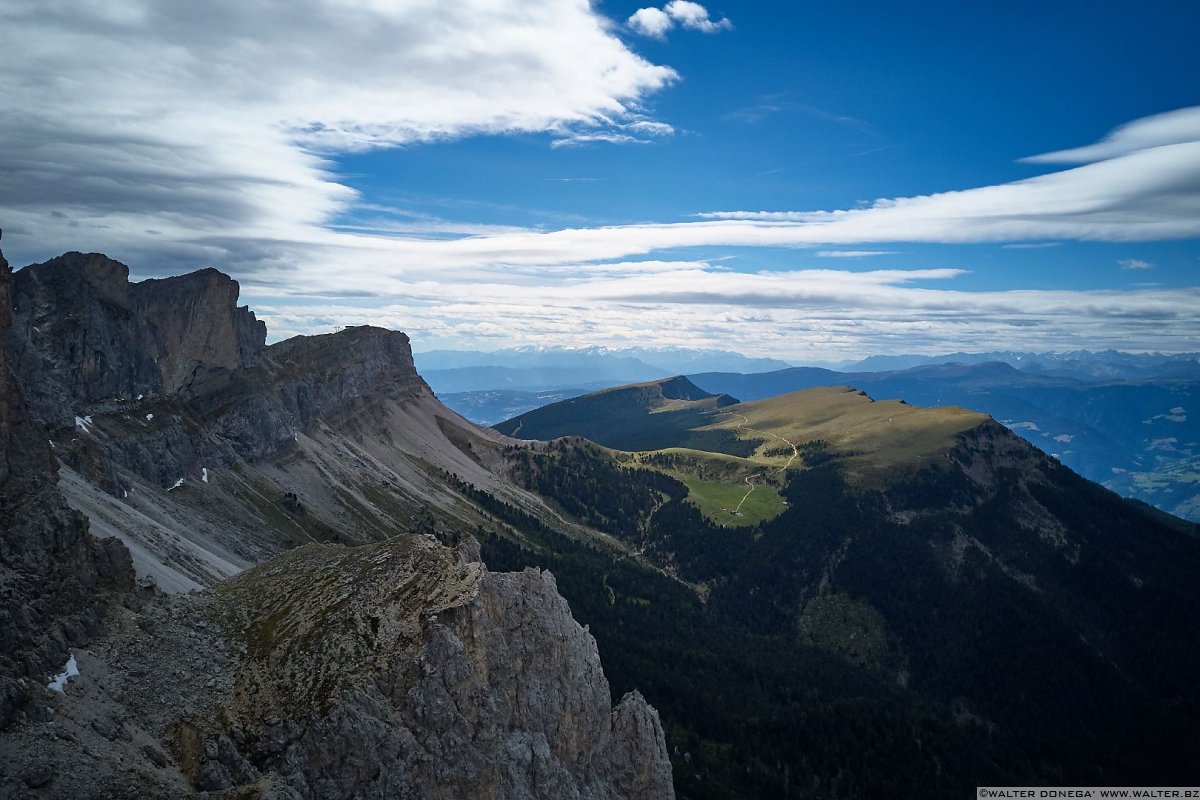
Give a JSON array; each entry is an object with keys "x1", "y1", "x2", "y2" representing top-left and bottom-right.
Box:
[
  {"x1": 0, "y1": 250, "x2": 672, "y2": 798},
  {"x1": 0, "y1": 537, "x2": 674, "y2": 799},
  {"x1": 7, "y1": 253, "x2": 265, "y2": 427},
  {"x1": 6, "y1": 253, "x2": 432, "y2": 491},
  {"x1": 132, "y1": 267, "x2": 267, "y2": 396},
  {"x1": 0, "y1": 249, "x2": 134, "y2": 729},
  {"x1": 211, "y1": 537, "x2": 674, "y2": 800},
  {"x1": 3, "y1": 253, "x2": 529, "y2": 591},
  {"x1": 7, "y1": 252, "x2": 159, "y2": 426},
  {"x1": 267, "y1": 325, "x2": 426, "y2": 428}
]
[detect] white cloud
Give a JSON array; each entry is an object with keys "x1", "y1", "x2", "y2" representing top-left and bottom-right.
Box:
[
  {"x1": 628, "y1": 7, "x2": 673, "y2": 38},
  {"x1": 628, "y1": 1, "x2": 731, "y2": 39},
  {"x1": 815, "y1": 250, "x2": 896, "y2": 258},
  {"x1": 1119, "y1": 259, "x2": 1155, "y2": 270},
  {"x1": 626, "y1": 120, "x2": 677, "y2": 136},
  {"x1": 695, "y1": 130, "x2": 1200, "y2": 244},
  {"x1": 5, "y1": 6, "x2": 1196, "y2": 273},
  {"x1": 551, "y1": 133, "x2": 649, "y2": 149},
  {"x1": 248, "y1": 265, "x2": 1200, "y2": 360},
  {"x1": 1022, "y1": 107, "x2": 1200, "y2": 164},
  {"x1": 0, "y1": 0, "x2": 676, "y2": 262},
  {"x1": 551, "y1": 116, "x2": 676, "y2": 148},
  {"x1": 1, "y1": 5, "x2": 1197, "y2": 361},
  {"x1": 665, "y1": 1, "x2": 733, "y2": 33}
]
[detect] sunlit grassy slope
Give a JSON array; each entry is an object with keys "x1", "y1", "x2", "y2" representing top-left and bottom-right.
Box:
[
  {"x1": 680, "y1": 477, "x2": 785, "y2": 527},
  {"x1": 620, "y1": 386, "x2": 987, "y2": 523},
  {"x1": 504, "y1": 379, "x2": 989, "y2": 525},
  {"x1": 702, "y1": 386, "x2": 988, "y2": 481}
]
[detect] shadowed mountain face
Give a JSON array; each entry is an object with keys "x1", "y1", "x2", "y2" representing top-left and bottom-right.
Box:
[
  {"x1": 493, "y1": 376, "x2": 743, "y2": 453},
  {"x1": 7, "y1": 253, "x2": 267, "y2": 427},
  {"x1": 6, "y1": 252, "x2": 530, "y2": 590},
  {"x1": 0, "y1": 250, "x2": 134, "y2": 730},
  {"x1": 0, "y1": 251, "x2": 674, "y2": 799}
]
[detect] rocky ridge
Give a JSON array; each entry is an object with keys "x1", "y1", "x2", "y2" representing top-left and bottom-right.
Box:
[
  {"x1": 5, "y1": 252, "x2": 583, "y2": 592},
  {"x1": 0, "y1": 249, "x2": 673, "y2": 798}
]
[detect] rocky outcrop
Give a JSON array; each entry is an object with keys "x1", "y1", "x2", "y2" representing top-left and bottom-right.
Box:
[
  {"x1": 6, "y1": 253, "x2": 265, "y2": 428},
  {"x1": 208, "y1": 536, "x2": 672, "y2": 799},
  {"x1": 0, "y1": 249, "x2": 134, "y2": 729},
  {"x1": 2, "y1": 253, "x2": 548, "y2": 593},
  {"x1": 267, "y1": 325, "x2": 426, "y2": 428},
  {"x1": 0, "y1": 536, "x2": 673, "y2": 799},
  {"x1": 51, "y1": 324, "x2": 437, "y2": 498}
]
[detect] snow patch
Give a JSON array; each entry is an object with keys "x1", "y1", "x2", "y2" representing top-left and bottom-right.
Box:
[
  {"x1": 167, "y1": 478, "x2": 184, "y2": 491},
  {"x1": 74, "y1": 415, "x2": 93, "y2": 431},
  {"x1": 47, "y1": 652, "x2": 79, "y2": 693},
  {"x1": 145, "y1": 413, "x2": 154, "y2": 421},
  {"x1": 201, "y1": 468, "x2": 209, "y2": 483},
  {"x1": 137, "y1": 394, "x2": 144, "y2": 401}
]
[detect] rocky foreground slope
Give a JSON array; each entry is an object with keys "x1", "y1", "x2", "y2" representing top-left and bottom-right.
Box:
[{"x1": 0, "y1": 251, "x2": 672, "y2": 799}]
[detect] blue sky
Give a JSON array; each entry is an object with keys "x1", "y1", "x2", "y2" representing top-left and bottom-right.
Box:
[{"x1": 2, "y1": 0, "x2": 1198, "y2": 359}]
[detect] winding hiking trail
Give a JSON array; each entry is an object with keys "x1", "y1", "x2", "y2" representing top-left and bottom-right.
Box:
[{"x1": 721, "y1": 412, "x2": 800, "y2": 515}]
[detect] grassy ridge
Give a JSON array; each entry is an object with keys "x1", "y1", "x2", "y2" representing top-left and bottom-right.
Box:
[
  {"x1": 701, "y1": 385, "x2": 987, "y2": 482},
  {"x1": 502, "y1": 380, "x2": 989, "y2": 528}
]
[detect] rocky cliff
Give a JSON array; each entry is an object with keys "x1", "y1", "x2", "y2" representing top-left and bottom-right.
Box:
[
  {"x1": 209, "y1": 537, "x2": 671, "y2": 799},
  {"x1": 4, "y1": 254, "x2": 547, "y2": 590},
  {"x1": 0, "y1": 250, "x2": 134, "y2": 730},
  {"x1": 133, "y1": 267, "x2": 266, "y2": 396},
  {"x1": 7, "y1": 253, "x2": 494, "y2": 489},
  {"x1": 0, "y1": 249, "x2": 673, "y2": 798},
  {"x1": 6, "y1": 253, "x2": 265, "y2": 427}
]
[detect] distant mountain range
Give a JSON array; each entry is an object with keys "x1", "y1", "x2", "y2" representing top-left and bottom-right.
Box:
[
  {"x1": 840, "y1": 349, "x2": 1200, "y2": 381},
  {"x1": 414, "y1": 345, "x2": 794, "y2": 390}
]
